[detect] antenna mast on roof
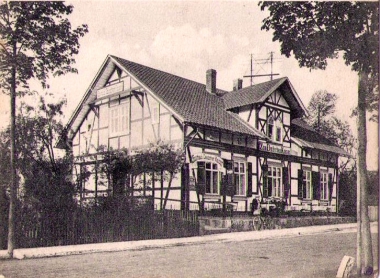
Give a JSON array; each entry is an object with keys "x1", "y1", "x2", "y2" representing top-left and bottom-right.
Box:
[{"x1": 244, "y1": 52, "x2": 280, "y2": 86}]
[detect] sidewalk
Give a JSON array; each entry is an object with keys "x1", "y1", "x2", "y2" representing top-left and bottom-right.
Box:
[{"x1": 0, "y1": 222, "x2": 377, "y2": 260}]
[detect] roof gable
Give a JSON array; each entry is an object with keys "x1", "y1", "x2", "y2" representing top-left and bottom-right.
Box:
[
  {"x1": 64, "y1": 55, "x2": 266, "y2": 143},
  {"x1": 223, "y1": 77, "x2": 308, "y2": 118},
  {"x1": 111, "y1": 55, "x2": 264, "y2": 137}
]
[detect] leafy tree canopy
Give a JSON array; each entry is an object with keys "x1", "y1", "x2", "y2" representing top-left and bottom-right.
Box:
[
  {"x1": 0, "y1": 95, "x2": 76, "y2": 210},
  {"x1": 0, "y1": 1, "x2": 88, "y2": 94},
  {"x1": 260, "y1": 2, "x2": 378, "y2": 74},
  {"x1": 306, "y1": 90, "x2": 356, "y2": 173},
  {"x1": 260, "y1": 2, "x2": 378, "y2": 116}
]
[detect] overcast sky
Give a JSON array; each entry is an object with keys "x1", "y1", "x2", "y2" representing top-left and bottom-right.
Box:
[{"x1": 0, "y1": 1, "x2": 377, "y2": 169}]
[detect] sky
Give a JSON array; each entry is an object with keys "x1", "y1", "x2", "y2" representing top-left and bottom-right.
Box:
[{"x1": 0, "y1": 1, "x2": 377, "y2": 169}]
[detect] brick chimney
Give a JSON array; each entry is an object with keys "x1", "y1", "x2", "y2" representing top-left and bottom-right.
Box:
[
  {"x1": 233, "y1": 79, "x2": 243, "y2": 91},
  {"x1": 206, "y1": 69, "x2": 217, "y2": 95}
]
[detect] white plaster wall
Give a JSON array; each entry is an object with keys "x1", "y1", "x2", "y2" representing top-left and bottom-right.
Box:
[{"x1": 259, "y1": 106, "x2": 266, "y2": 119}]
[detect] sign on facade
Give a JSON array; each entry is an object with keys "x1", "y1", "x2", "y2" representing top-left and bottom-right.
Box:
[
  {"x1": 97, "y1": 82, "x2": 124, "y2": 98},
  {"x1": 258, "y1": 142, "x2": 296, "y2": 155}
]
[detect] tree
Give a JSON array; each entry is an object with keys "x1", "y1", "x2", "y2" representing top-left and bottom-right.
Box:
[
  {"x1": 260, "y1": 2, "x2": 378, "y2": 275},
  {"x1": 0, "y1": 131, "x2": 11, "y2": 249},
  {"x1": 0, "y1": 2, "x2": 88, "y2": 257},
  {"x1": 306, "y1": 90, "x2": 356, "y2": 172},
  {"x1": 307, "y1": 90, "x2": 337, "y2": 133},
  {"x1": 0, "y1": 96, "x2": 77, "y2": 248}
]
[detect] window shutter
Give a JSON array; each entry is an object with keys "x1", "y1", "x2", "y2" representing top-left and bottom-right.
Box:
[
  {"x1": 282, "y1": 166, "x2": 289, "y2": 199},
  {"x1": 181, "y1": 163, "x2": 190, "y2": 210},
  {"x1": 262, "y1": 164, "x2": 269, "y2": 198},
  {"x1": 247, "y1": 162, "x2": 253, "y2": 197},
  {"x1": 298, "y1": 169, "x2": 303, "y2": 199},
  {"x1": 196, "y1": 162, "x2": 206, "y2": 195},
  {"x1": 224, "y1": 160, "x2": 235, "y2": 196},
  {"x1": 220, "y1": 175, "x2": 227, "y2": 196},
  {"x1": 267, "y1": 173, "x2": 272, "y2": 197},
  {"x1": 312, "y1": 171, "x2": 320, "y2": 200},
  {"x1": 181, "y1": 163, "x2": 190, "y2": 190},
  {"x1": 328, "y1": 173, "x2": 333, "y2": 201}
]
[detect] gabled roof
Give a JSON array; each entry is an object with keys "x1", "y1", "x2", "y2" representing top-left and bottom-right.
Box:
[
  {"x1": 112, "y1": 56, "x2": 265, "y2": 137},
  {"x1": 291, "y1": 118, "x2": 350, "y2": 156},
  {"x1": 222, "y1": 77, "x2": 308, "y2": 118},
  {"x1": 63, "y1": 55, "x2": 266, "y2": 143}
]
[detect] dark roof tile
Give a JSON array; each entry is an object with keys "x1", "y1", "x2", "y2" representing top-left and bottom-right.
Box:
[
  {"x1": 223, "y1": 78, "x2": 288, "y2": 110},
  {"x1": 112, "y1": 55, "x2": 263, "y2": 137},
  {"x1": 291, "y1": 118, "x2": 349, "y2": 156}
]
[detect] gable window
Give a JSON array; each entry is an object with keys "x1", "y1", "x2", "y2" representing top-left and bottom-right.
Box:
[
  {"x1": 234, "y1": 161, "x2": 246, "y2": 196},
  {"x1": 275, "y1": 126, "x2": 282, "y2": 142},
  {"x1": 268, "y1": 166, "x2": 282, "y2": 197},
  {"x1": 267, "y1": 117, "x2": 274, "y2": 139},
  {"x1": 267, "y1": 116, "x2": 283, "y2": 143},
  {"x1": 320, "y1": 172, "x2": 328, "y2": 200},
  {"x1": 109, "y1": 99, "x2": 130, "y2": 136}
]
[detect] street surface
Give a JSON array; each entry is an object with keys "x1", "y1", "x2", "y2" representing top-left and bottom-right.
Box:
[{"x1": 0, "y1": 230, "x2": 378, "y2": 278}]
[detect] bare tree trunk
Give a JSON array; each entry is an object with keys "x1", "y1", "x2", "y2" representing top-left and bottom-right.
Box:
[
  {"x1": 7, "y1": 65, "x2": 17, "y2": 258},
  {"x1": 357, "y1": 160, "x2": 362, "y2": 275},
  {"x1": 356, "y1": 71, "x2": 373, "y2": 275}
]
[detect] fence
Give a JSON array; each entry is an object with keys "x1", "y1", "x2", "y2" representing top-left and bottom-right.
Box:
[{"x1": 15, "y1": 209, "x2": 199, "y2": 249}]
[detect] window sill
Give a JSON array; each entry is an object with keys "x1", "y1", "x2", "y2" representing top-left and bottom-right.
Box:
[
  {"x1": 204, "y1": 194, "x2": 221, "y2": 200},
  {"x1": 233, "y1": 195, "x2": 247, "y2": 201},
  {"x1": 268, "y1": 140, "x2": 283, "y2": 146}
]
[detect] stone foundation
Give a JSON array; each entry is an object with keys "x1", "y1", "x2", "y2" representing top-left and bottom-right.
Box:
[{"x1": 199, "y1": 216, "x2": 356, "y2": 235}]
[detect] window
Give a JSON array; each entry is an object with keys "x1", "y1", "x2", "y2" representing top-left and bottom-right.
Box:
[
  {"x1": 206, "y1": 162, "x2": 219, "y2": 194},
  {"x1": 109, "y1": 100, "x2": 129, "y2": 136},
  {"x1": 320, "y1": 172, "x2": 328, "y2": 200},
  {"x1": 268, "y1": 166, "x2": 282, "y2": 197},
  {"x1": 275, "y1": 127, "x2": 282, "y2": 142},
  {"x1": 267, "y1": 116, "x2": 283, "y2": 143},
  {"x1": 267, "y1": 117, "x2": 274, "y2": 139},
  {"x1": 234, "y1": 162, "x2": 246, "y2": 195},
  {"x1": 303, "y1": 170, "x2": 312, "y2": 199},
  {"x1": 197, "y1": 161, "x2": 220, "y2": 194}
]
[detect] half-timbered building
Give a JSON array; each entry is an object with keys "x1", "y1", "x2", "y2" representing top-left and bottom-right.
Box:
[{"x1": 60, "y1": 55, "x2": 348, "y2": 213}]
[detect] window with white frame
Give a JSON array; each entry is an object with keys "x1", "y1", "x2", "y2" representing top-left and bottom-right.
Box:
[
  {"x1": 234, "y1": 161, "x2": 246, "y2": 195},
  {"x1": 197, "y1": 161, "x2": 220, "y2": 194},
  {"x1": 109, "y1": 99, "x2": 130, "y2": 136},
  {"x1": 320, "y1": 172, "x2": 328, "y2": 200},
  {"x1": 268, "y1": 165, "x2": 282, "y2": 197},
  {"x1": 303, "y1": 170, "x2": 312, "y2": 199}
]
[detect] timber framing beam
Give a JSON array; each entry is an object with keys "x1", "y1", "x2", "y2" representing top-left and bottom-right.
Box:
[{"x1": 185, "y1": 137, "x2": 337, "y2": 168}]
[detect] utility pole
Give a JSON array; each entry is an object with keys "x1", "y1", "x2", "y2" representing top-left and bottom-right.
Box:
[
  {"x1": 270, "y1": 51, "x2": 274, "y2": 80},
  {"x1": 250, "y1": 54, "x2": 253, "y2": 86}
]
